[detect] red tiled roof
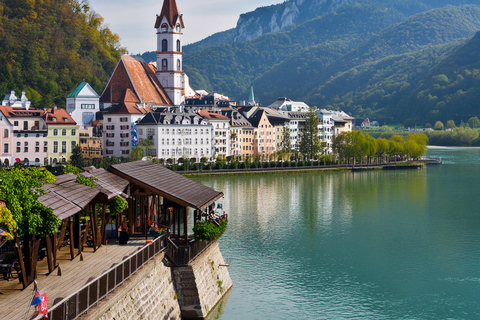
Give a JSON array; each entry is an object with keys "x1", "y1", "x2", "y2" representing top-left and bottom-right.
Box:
[
  {"x1": 155, "y1": 0, "x2": 185, "y2": 29},
  {"x1": 105, "y1": 90, "x2": 153, "y2": 115},
  {"x1": 43, "y1": 106, "x2": 77, "y2": 125},
  {"x1": 0, "y1": 105, "x2": 43, "y2": 118},
  {"x1": 197, "y1": 110, "x2": 229, "y2": 121},
  {"x1": 100, "y1": 55, "x2": 172, "y2": 106}
]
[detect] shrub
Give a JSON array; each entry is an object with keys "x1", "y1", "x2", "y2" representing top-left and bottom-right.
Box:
[{"x1": 193, "y1": 218, "x2": 227, "y2": 241}]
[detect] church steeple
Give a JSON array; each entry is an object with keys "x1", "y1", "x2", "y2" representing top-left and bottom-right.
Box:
[
  {"x1": 155, "y1": 0, "x2": 184, "y2": 29},
  {"x1": 155, "y1": 0, "x2": 185, "y2": 106}
]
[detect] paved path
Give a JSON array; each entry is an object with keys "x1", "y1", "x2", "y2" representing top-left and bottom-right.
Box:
[{"x1": 0, "y1": 239, "x2": 147, "y2": 319}]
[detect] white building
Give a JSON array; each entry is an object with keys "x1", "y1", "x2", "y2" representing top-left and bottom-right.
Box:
[
  {"x1": 198, "y1": 110, "x2": 230, "y2": 159},
  {"x1": 137, "y1": 111, "x2": 213, "y2": 162},
  {"x1": 66, "y1": 82, "x2": 100, "y2": 129},
  {"x1": 267, "y1": 97, "x2": 310, "y2": 112},
  {"x1": 2, "y1": 90, "x2": 31, "y2": 109},
  {"x1": 103, "y1": 89, "x2": 151, "y2": 158}
]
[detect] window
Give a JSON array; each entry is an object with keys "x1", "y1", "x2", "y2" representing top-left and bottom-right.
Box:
[
  {"x1": 120, "y1": 133, "x2": 129, "y2": 138},
  {"x1": 162, "y1": 59, "x2": 168, "y2": 71},
  {"x1": 81, "y1": 104, "x2": 95, "y2": 109},
  {"x1": 53, "y1": 129, "x2": 58, "y2": 136},
  {"x1": 106, "y1": 133, "x2": 114, "y2": 138},
  {"x1": 24, "y1": 121, "x2": 28, "y2": 130},
  {"x1": 120, "y1": 142, "x2": 129, "y2": 147},
  {"x1": 71, "y1": 129, "x2": 76, "y2": 136},
  {"x1": 162, "y1": 39, "x2": 168, "y2": 52},
  {"x1": 107, "y1": 118, "x2": 112, "y2": 122},
  {"x1": 139, "y1": 128, "x2": 144, "y2": 135},
  {"x1": 62, "y1": 129, "x2": 67, "y2": 136},
  {"x1": 53, "y1": 141, "x2": 58, "y2": 153},
  {"x1": 177, "y1": 40, "x2": 181, "y2": 52},
  {"x1": 13, "y1": 121, "x2": 18, "y2": 127},
  {"x1": 120, "y1": 117, "x2": 128, "y2": 122},
  {"x1": 106, "y1": 125, "x2": 115, "y2": 130},
  {"x1": 61, "y1": 141, "x2": 66, "y2": 153},
  {"x1": 71, "y1": 141, "x2": 76, "y2": 148},
  {"x1": 106, "y1": 150, "x2": 113, "y2": 155},
  {"x1": 3, "y1": 143, "x2": 8, "y2": 154},
  {"x1": 177, "y1": 59, "x2": 181, "y2": 71},
  {"x1": 16, "y1": 146, "x2": 20, "y2": 153},
  {"x1": 120, "y1": 125, "x2": 129, "y2": 130},
  {"x1": 161, "y1": 23, "x2": 168, "y2": 32},
  {"x1": 3, "y1": 129, "x2": 8, "y2": 138},
  {"x1": 121, "y1": 150, "x2": 130, "y2": 155}
]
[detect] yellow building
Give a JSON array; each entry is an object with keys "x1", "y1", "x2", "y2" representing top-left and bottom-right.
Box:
[{"x1": 43, "y1": 107, "x2": 79, "y2": 164}]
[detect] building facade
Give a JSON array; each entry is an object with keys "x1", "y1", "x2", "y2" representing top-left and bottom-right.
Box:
[{"x1": 66, "y1": 82, "x2": 100, "y2": 129}]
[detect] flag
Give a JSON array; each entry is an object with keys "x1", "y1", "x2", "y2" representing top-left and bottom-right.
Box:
[
  {"x1": 31, "y1": 291, "x2": 42, "y2": 306},
  {"x1": 31, "y1": 291, "x2": 48, "y2": 317}
]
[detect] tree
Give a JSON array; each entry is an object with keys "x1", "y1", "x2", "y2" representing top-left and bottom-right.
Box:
[
  {"x1": 130, "y1": 144, "x2": 144, "y2": 161},
  {"x1": 468, "y1": 117, "x2": 480, "y2": 129},
  {"x1": 446, "y1": 120, "x2": 456, "y2": 129},
  {"x1": 434, "y1": 121, "x2": 444, "y2": 130},
  {"x1": 70, "y1": 145, "x2": 84, "y2": 167},
  {"x1": 0, "y1": 168, "x2": 60, "y2": 286},
  {"x1": 279, "y1": 123, "x2": 292, "y2": 158},
  {"x1": 299, "y1": 108, "x2": 321, "y2": 159}
]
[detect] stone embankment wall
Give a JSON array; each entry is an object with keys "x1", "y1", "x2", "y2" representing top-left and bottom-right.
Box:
[
  {"x1": 173, "y1": 242, "x2": 233, "y2": 319},
  {"x1": 84, "y1": 252, "x2": 181, "y2": 320},
  {"x1": 83, "y1": 243, "x2": 232, "y2": 320}
]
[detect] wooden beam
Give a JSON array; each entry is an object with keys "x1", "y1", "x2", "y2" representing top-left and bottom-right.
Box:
[
  {"x1": 81, "y1": 220, "x2": 90, "y2": 249},
  {"x1": 14, "y1": 231, "x2": 27, "y2": 288},
  {"x1": 91, "y1": 204, "x2": 97, "y2": 251},
  {"x1": 53, "y1": 231, "x2": 57, "y2": 267},
  {"x1": 56, "y1": 220, "x2": 67, "y2": 250},
  {"x1": 101, "y1": 204, "x2": 107, "y2": 245},
  {"x1": 45, "y1": 236, "x2": 54, "y2": 274},
  {"x1": 69, "y1": 220, "x2": 75, "y2": 260}
]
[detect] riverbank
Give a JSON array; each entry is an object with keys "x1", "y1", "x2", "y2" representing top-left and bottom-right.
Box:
[{"x1": 182, "y1": 162, "x2": 426, "y2": 176}]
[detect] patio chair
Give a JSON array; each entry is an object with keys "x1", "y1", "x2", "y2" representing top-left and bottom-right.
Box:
[{"x1": 0, "y1": 252, "x2": 19, "y2": 281}]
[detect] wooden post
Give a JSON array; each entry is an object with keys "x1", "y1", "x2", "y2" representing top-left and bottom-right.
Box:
[
  {"x1": 69, "y1": 220, "x2": 75, "y2": 260},
  {"x1": 81, "y1": 221, "x2": 90, "y2": 249},
  {"x1": 184, "y1": 207, "x2": 188, "y2": 245},
  {"x1": 53, "y1": 231, "x2": 57, "y2": 268},
  {"x1": 14, "y1": 231, "x2": 27, "y2": 288},
  {"x1": 45, "y1": 236, "x2": 54, "y2": 274},
  {"x1": 101, "y1": 204, "x2": 107, "y2": 245},
  {"x1": 56, "y1": 220, "x2": 67, "y2": 250},
  {"x1": 90, "y1": 204, "x2": 97, "y2": 251}
]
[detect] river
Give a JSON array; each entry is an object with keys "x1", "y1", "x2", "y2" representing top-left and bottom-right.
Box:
[{"x1": 192, "y1": 148, "x2": 480, "y2": 320}]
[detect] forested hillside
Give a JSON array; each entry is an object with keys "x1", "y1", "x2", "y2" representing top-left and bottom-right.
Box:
[
  {"x1": 389, "y1": 31, "x2": 480, "y2": 125},
  {"x1": 178, "y1": 2, "x2": 480, "y2": 124},
  {"x1": 0, "y1": 0, "x2": 123, "y2": 107}
]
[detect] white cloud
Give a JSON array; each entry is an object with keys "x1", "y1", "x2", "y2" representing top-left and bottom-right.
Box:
[{"x1": 89, "y1": 0, "x2": 283, "y2": 53}]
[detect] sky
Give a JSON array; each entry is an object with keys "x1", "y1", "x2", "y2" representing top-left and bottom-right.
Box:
[{"x1": 90, "y1": 0, "x2": 284, "y2": 54}]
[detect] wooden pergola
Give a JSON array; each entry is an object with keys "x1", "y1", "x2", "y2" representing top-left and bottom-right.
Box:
[{"x1": 108, "y1": 160, "x2": 224, "y2": 244}]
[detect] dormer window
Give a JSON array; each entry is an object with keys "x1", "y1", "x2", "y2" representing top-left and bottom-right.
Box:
[
  {"x1": 176, "y1": 24, "x2": 180, "y2": 32},
  {"x1": 161, "y1": 23, "x2": 168, "y2": 32},
  {"x1": 63, "y1": 118, "x2": 68, "y2": 122}
]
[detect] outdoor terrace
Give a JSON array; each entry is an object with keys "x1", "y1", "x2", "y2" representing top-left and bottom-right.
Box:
[{"x1": 0, "y1": 237, "x2": 152, "y2": 319}]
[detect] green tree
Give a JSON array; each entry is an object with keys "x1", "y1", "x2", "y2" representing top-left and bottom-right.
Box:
[
  {"x1": 434, "y1": 121, "x2": 444, "y2": 130},
  {"x1": 468, "y1": 117, "x2": 480, "y2": 129},
  {"x1": 70, "y1": 145, "x2": 84, "y2": 168},
  {"x1": 299, "y1": 108, "x2": 321, "y2": 159},
  {"x1": 446, "y1": 120, "x2": 456, "y2": 129},
  {"x1": 130, "y1": 145, "x2": 144, "y2": 161},
  {"x1": 279, "y1": 123, "x2": 292, "y2": 157}
]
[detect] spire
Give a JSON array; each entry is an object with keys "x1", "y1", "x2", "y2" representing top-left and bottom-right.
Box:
[
  {"x1": 155, "y1": 0, "x2": 185, "y2": 29},
  {"x1": 249, "y1": 86, "x2": 255, "y2": 105}
]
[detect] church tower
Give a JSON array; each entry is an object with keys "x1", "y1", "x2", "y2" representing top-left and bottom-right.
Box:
[{"x1": 155, "y1": 0, "x2": 185, "y2": 106}]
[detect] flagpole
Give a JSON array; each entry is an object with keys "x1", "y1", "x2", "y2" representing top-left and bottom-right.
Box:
[{"x1": 23, "y1": 281, "x2": 37, "y2": 320}]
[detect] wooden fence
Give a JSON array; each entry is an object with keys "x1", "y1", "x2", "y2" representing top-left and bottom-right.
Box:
[{"x1": 35, "y1": 234, "x2": 167, "y2": 320}]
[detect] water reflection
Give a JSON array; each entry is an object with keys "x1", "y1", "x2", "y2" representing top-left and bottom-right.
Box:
[{"x1": 190, "y1": 157, "x2": 480, "y2": 320}]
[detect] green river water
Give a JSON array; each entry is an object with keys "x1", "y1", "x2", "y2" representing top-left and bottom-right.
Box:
[{"x1": 192, "y1": 148, "x2": 480, "y2": 320}]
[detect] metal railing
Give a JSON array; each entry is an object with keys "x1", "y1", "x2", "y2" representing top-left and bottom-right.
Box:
[
  {"x1": 166, "y1": 238, "x2": 212, "y2": 267},
  {"x1": 37, "y1": 235, "x2": 167, "y2": 320}
]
